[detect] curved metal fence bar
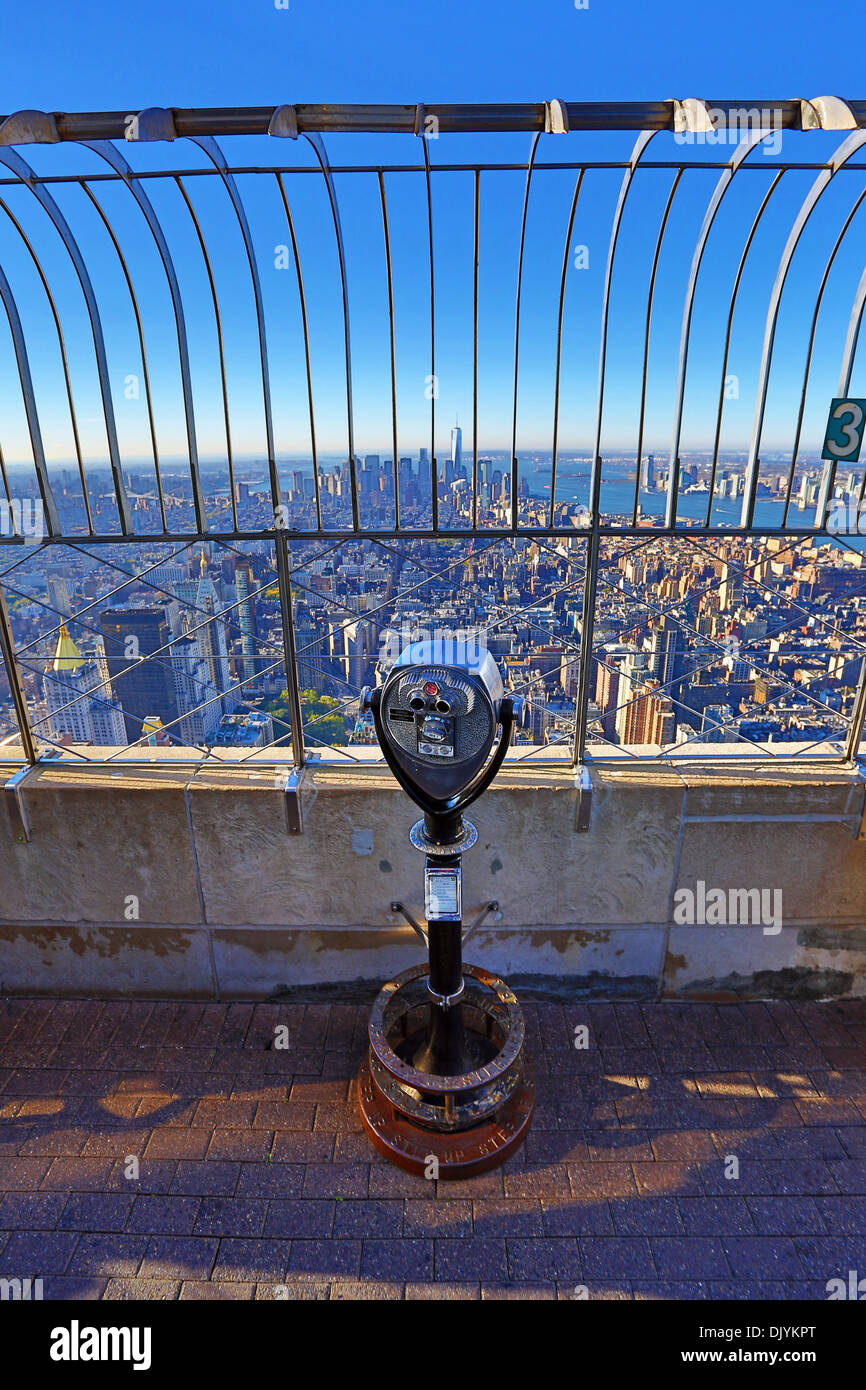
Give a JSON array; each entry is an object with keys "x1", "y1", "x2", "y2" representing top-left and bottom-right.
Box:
[
  {"x1": 421, "y1": 133, "x2": 436, "y2": 532},
  {"x1": 172, "y1": 176, "x2": 237, "y2": 535},
  {"x1": 274, "y1": 172, "x2": 322, "y2": 531},
  {"x1": 665, "y1": 130, "x2": 770, "y2": 528},
  {"x1": 549, "y1": 168, "x2": 586, "y2": 529},
  {"x1": 839, "y1": 263, "x2": 866, "y2": 399},
  {"x1": 84, "y1": 139, "x2": 206, "y2": 530},
  {"x1": 79, "y1": 181, "x2": 168, "y2": 532},
  {"x1": 707, "y1": 169, "x2": 785, "y2": 527},
  {"x1": 510, "y1": 131, "x2": 543, "y2": 530},
  {"x1": 377, "y1": 171, "x2": 400, "y2": 531},
  {"x1": 0, "y1": 437, "x2": 15, "y2": 516},
  {"x1": 189, "y1": 136, "x2": 281, "y2": 523},
  {"x1": 0, "y1": 146, "x2": 128, "y2": 533},
  {"x1": 633, "y1": 167, "x2": 684, "y2": 527},
  {"x1": 472, "y1": 168, "x2": 480, "y2": 532},
  {"x1": 0, "y1": 259, "x2": 60, "y2": 535},
  {"x1": 789, "y1": 185, "x2": 866, "y2": 529},
  {"x1": 0, "y1": 193, "x2": 94, "y2": 534},
  {"x1": 740, "y1": 128, "x2": 866, "y2": 528},
  {"x1": 589, "y1": 129, "x2": 658, "y2": 520},
  {"x1": 304, "y1": 132, "x2": 359, "y2": 531}
]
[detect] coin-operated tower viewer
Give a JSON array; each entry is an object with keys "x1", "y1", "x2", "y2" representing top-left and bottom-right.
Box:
[{"x1": 358, "y1": 639, "x2": 534, "y2": 1178}]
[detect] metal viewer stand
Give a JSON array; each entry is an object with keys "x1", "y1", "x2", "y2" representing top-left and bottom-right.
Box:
[{"x1": 357, "y1": 641, "x2": 534, "y2": 1178}]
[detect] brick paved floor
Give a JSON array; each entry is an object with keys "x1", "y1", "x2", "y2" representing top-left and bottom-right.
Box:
[{"x1": 1, "y1": 996, "x2": 864, "y2": 1300}]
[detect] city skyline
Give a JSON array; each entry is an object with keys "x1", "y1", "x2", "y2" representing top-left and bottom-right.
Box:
[{"x1": 5, "y1": 513, "x2": 863, "y2": 762}]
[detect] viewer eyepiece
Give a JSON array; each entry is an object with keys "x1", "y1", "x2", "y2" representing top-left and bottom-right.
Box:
[{"x1": 364, "y1": 638, "x2": 511, "y2": 821}]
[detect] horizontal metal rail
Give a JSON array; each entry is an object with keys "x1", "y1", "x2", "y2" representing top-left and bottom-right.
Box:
[{"x1": 1, "y1": 100, "x2": 865, "y2": 139}]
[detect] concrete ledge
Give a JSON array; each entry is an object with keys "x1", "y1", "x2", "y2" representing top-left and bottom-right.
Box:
[{"x1": 1, "y1": 758, "x2": 865, "y2": 1000}]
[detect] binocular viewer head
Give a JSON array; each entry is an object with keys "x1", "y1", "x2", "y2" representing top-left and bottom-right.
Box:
[{"x1": 364, "y1": 639, "x2": 511, "y2": 816}]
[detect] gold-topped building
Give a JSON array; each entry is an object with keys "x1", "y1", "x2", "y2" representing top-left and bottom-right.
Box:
[{"x1": 43, "y1": 623, "x2": 126, "y2": 746}]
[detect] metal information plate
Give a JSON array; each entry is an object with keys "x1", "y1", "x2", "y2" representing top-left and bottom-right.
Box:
[
  {"x1": 425, "y1": 865, "x2": 461, "y2": 922},
  {"x1": 418, "y1": 741, "x2": 454, "y2": 757}
]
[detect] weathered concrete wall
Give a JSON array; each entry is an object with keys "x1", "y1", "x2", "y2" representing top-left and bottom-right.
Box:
[{"x1": 0, "y1": 757, "x2": 864, "y2": 1001}]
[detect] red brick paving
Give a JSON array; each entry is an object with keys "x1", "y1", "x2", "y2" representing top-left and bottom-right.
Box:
[{"x1": 0, "y1": 996, "x2": 864, "y2": 1300}]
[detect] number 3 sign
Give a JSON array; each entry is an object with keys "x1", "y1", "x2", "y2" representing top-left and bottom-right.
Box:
[{"x1": 822, "y1": 398, "x2": 866, "y2": 462}]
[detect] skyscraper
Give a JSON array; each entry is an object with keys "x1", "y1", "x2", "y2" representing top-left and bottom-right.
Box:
[
  {"x1": 234, "y1": 558, "x2": 257, "y2": 686},
  {"x1": 195, "y1": 551, "x2": 232, "y2": 713},
  {"x1": 293, "y1": 602, "x2": 328, "y2": 695},
  {"x1": 47, "y1": 576, "x2": 71, "y2": 616},
  {"x1": 450, "y1": 423, "x2": 462, "y2": 485},
  {"x1": 613, "y1": 649, "x2": 649, "y2": 745},
  {"x1": 99, "y1": 607, "x2": 179, "y2": 744},
  {"x1": 594, "y1": 641, "x2": 635, "y2": 743},
  {"x1": 648, "y1": 616, "x2": 685, "y2": 700},
  {"x1": 171, "y1": 632, "x2": 221, "y2": 746}
]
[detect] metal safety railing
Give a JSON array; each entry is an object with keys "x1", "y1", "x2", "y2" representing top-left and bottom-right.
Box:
[{"x1": 0, "y1": 100, "x2": 865, "y2": 772}]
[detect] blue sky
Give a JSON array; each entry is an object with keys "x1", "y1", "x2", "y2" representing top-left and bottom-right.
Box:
[
  {"x1": 0, "y1": 0, "x2": 864, "y2": 471},
  {"x1": 0, "y1": 1, "x2": 857, "y2": 111}
]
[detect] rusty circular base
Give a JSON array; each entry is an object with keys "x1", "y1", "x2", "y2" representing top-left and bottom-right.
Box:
[{"x1": 358, "y1": 1057, "x2": 534, "y2": 1179}]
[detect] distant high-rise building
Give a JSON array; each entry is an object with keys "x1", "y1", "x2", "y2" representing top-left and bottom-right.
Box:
[
  {"x1": 47, "y1": 576, "x2": 71, "y2": 616},
  {"x1": 195, "y1": 551, "x2": 232, "y2": 712},
  {"x1": 211, "y1": 711, "x2": 274, "y2": 749},
  {"x1": 147, "y1": 562, "x2": 186, "y2": 598},
  {"x1": 648, "y1": 616, "x2": 685, "y2": 699},
  {"x1": 330, "y1": 618, "x2": 374, "y2": 691},
  {"x1": 613, "y1": 650, "x2": 649, "y2": 745},
  {"x1": 450, "y1": 424, "x2": 462, "y2": 485},
  {"x1": 594, "y1": 642, "x2": 636, "y2": 743},
  {"x1": 718, "y1": 563, "x2": 742, "y2": 611},
  {"x1": 701, "y1": 704, "x2": 734, "y2": 742},
  {"x1": 525, "y1": 682, "x2": 549, "y2": 744},
  {"x1": 647, "y1": 690, "x2": 677, "y2": 747},
  {"x1": 234, "y1": 558, "x2": 257, "y2": 686},
  {"x1": 362, "y1": 456, "x2": 381, "y2": 496},
  {"x1": 171, "y1": 633, "x2": 221, "y2": 746},
  {"x1": 641, "y1": 454, "x2": 656, "y2": 491},
  {"x1": 293, "y1": 603, "x2": 328, "y2": 695},
  {"x1": 560, "y1": 652, "x2": 580, "y2": 699},
  {"x1": 99, "y1": 606, "x2": 179, "y2": 744},
  {"x1": 43, "y1": 623, "x2": 127, "y2": 747}
]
